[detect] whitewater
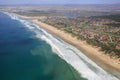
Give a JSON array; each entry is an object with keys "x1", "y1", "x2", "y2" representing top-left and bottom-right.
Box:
[{"x1": 4, "y1": 12, "x2": 119, "y2": 80}]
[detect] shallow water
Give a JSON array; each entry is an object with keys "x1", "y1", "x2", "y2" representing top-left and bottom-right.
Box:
[
  {"x1": 0, "y1": 12, "x2": 85, "y2": 80},
  {"x1": 1, "y1": 12, "x2": 119, "y2": 80}
]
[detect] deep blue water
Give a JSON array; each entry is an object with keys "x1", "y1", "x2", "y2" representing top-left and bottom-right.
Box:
[{"x1": 0, "y1": 13, "x2": 85, "y2": 80}]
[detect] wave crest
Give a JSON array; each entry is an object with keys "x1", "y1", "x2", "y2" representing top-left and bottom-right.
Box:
[{"x1": 4, "y1": 12, "x2": 119, "y2": 80}]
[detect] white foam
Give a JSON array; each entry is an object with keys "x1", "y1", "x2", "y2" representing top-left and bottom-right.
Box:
[
  {"x1": 34, "y1": 28, "x2": 118, "y2": 80},
  {"x1": 4, "y1": 12, "x2": 119, "y2": 80},
  {"x1": 3, "y1": 12, "x2": 19, "y2": 20}
]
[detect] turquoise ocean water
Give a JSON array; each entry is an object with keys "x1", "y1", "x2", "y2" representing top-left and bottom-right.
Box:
[
  {"x1": 0, "y1": 12, "x2": 85, "y2": 80},
  {"x1": 0, "y1": 12, "x2": 119, "y2": 80}
]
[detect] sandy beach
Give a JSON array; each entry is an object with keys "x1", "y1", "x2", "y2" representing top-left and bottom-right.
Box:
[
  {"x1": 32, "y1": 20, "x2": 120, "y2": 77},
  {"x1": 14, "y1": 14, "x2": 120, "y2": 78}
]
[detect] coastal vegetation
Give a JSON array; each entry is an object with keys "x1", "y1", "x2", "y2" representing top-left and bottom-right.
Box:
[
  {"x1": 3, "y1": 5, "x2": 120, "y2": 58},
  {"x1": 38, "y1": 14, "x2": 120, "y2": 58}
]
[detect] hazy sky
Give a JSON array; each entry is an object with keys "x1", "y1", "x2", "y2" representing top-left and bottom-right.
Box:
[{"x1": 0, "y1": 0, "x2": 120, "y2": 5}]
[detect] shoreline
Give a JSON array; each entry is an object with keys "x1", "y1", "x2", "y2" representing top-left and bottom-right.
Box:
[
  {"x1": 14, "y1": 14, "x2": 120, "y2": 78},
  {"x1": 32, "y1": 20, "x2": 120, "y2": 77}
]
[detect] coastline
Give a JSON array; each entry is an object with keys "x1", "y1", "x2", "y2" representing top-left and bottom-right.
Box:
[
  {"x1": 14, "y1": 14, "x2": 120, "y2": 78},
  {"x1": 32, "y1": 20, "x2": 120, "y2": 77}
]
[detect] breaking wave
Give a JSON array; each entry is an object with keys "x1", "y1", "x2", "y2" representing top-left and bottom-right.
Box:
[{"x1": 4, "y1": 12, "x2": 119, "y2": 80}]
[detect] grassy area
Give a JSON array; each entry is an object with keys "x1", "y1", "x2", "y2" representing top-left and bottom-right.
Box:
[
  {"x1": 62, "y1": 27, "x2": 72, "y2": 33},
  {"x1": 106, "y1": 23, "x2": 120, "y2": 27},
  {"x1": 92, "y1": 14, "x2": 120, "y2": 22}
]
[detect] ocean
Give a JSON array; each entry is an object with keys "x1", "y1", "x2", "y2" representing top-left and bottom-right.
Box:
[
  {"x1": 0, "y1": 12, "x2": 119, "y2": 80},
  {"x1": 0, "y1": 12, "x2": 84, "y2": 80}
]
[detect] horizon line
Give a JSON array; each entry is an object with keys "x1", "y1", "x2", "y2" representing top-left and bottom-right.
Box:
[{"x1": 0, "y1": 3, "x2": 120, "y2": 6}]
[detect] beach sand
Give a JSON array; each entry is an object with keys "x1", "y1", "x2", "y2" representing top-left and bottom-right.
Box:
[
  {"x1": 14, "y1": 14, "x2": 120, "y2": 78},
  {"x1": 32, "y1": 20, "x2": 120, "y2": 78}
]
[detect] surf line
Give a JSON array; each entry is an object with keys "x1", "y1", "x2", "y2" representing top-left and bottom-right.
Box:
[{"x1": 4, "y1": 12, "x2": 119, "y2": 80}]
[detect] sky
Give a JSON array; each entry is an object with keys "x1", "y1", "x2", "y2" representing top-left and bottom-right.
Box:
[{"x1": 0, "y1": 0, "x2": 120, "y2": 5}]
